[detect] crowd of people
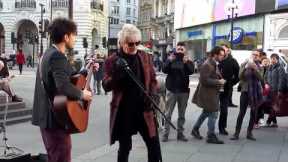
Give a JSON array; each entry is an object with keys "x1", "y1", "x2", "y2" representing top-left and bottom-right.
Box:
[{"x1": 31, "y1": 18, "x2": 288, "y2": 162}]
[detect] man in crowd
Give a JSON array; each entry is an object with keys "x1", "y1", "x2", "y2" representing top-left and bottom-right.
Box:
[
  {"x1": 162, "y1": 42, "x2": 194, "y2": 142},
  {"x1": 32, "y1": 18, "x2": 93, "y2": 162},
  {"x1": 218, "y1": 44, "x2": 240, "y2": 135},
  {"x1": 102, "y1": 24, "x2": 162, "y2": 162},
  {"x1": 191, "y1": 46, "x2": 226, "y2": 144},
  {"x1": 231, "y1": 50, "x2": 263, "y2": 141}
]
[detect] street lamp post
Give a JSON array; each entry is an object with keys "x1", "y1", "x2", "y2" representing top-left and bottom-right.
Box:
[
  {"x1": 227, "y1": 0, "x2": 238, "y2": 49},
  {"x1": 107, "y1": 16, "x2": 112, "y2": 55},
  {"x1": 39, "y1": 3, "x2": 45, "y2": 57}
]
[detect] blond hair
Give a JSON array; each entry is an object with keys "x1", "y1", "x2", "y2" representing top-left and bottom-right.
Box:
[{"x1": 117, "y1": 24, "x2": 142, "y2": 46}]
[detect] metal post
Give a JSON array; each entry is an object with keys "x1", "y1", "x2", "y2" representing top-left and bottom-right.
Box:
[
  {"x1": 68, "y1": 0, "x2": 73, "y2": 20},
  {"x1": 50, "y1": 0, "x2": 53, "y2": 21},
  {"x1": 230, "y1": 7, "x2": 234, "y2": 49},
  {"x1": 32, "y1": 41, "x2": 35, "y2": 68},
  {"x1": 108, "y1": 16, "x2": 111, "y2": 55},
  {"x1": 40, "y1": 3, "x2": 44, "y2": 57}
]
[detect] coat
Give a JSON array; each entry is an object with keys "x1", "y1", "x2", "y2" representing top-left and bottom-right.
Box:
[
  {"x1": 32, "y1": 46, "x2": 82, "y2": 129},
  {"x1": 238, "y1": 61, "x2": 263, "y2": 92},
  {"x1": 192, "y1": 58, "x2": 221, "y2": 112},
  {"x1": 162, "y1": 54, "x2": 194, "y2": 93},
  {"x1": 218, "y1": 54, "x2": 240, "y2": 91},
  {"x1": 16, "y1": 52, "x2": 25, "y2": 65},
  {"x1": 266, "y1": 63, "x2": 285, "y2": 92},
  {"x1": 102, "y1": 50, "x2": 158, "y2": 145}
]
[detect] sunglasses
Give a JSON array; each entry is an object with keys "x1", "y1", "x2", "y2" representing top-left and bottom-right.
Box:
[{"x1": 127, "y1": 41, "x2": 141, "y2": 47}]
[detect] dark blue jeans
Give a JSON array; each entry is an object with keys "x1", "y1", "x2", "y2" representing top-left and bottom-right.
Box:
[{"x1": 193, "y1": 111, "x2": 218, "y2": 136}]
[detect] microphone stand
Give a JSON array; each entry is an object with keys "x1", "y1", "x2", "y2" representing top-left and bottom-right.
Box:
[{"x1": 120, "y1": 60, "x2": 177, "y2": 131}]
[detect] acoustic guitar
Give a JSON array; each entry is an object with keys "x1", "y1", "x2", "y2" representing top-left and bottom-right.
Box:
[{"x1": 52, "y1": 65, "x2": 94, "y2": 134}]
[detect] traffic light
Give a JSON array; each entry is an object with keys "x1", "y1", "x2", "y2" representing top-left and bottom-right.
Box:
[
  {"x1": 102, "y1": 37, "x2": 107, "y2": 48},
  {"x1": 44, "y1": 19, "x2": 49, "y2": 33},
  {"x1": 83, "y1": 38, "x2": 88, "y2": 48},
  {"x1": 39, "y1": 20, "x2": 43, "y2": 33},
  {"x1": 11, "y1": 32, "x2": 16, "y2": 44}
]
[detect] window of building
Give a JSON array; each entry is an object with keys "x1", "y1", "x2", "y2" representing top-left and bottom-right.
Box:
[
  {"x1": 133, "y1": 9, "x2": 136, "y2": 17},
  {"x1": 127, "y1": 0, "x2": 130, "y2": 4},
  {"x1": 111, "y1": 6, "x2": 120, "y2": 15},
  {"x1": 126, "y1": 19, "x2": 131, "y2": 24},
  {"x1": 110, "y1": 18, "x2": 119, "y2": 24},
  {"x1": 126, "y1": 7, "x2": 131, "y2": 16}
]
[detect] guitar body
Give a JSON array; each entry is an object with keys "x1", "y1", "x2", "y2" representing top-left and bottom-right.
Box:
[{"x1": 53, "y1": 74, "x2": 91, "y2": 134}]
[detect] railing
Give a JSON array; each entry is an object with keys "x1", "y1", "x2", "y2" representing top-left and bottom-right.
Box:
[
  {"x1": 91, "y1": 0, "x2": 103, "y2": 11},
  {"x1": 52, "y1": 0, "x2": 68, "y2": 9},
  {"x1": 15, "y1": 0, "x2": 36, "y2": 9}
]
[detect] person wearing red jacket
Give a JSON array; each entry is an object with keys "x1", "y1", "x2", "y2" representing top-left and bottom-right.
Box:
[{"x1": 16, "y1": 49, "x2": 25, "y2": 75}]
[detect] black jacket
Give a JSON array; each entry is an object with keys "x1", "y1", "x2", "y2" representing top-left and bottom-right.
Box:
[
  {"x1": 218, "y1": 54, "x2": 240, "y2": 88},
  {"x1": 32, "y1": 47, "x2": 82, "y2": 129},
  {"x1": 162, "y1": 54, "x2": 194, "y2": 93}
]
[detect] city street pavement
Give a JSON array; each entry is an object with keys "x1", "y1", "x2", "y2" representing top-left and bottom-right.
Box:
[{"x1": 2, "y1": 67, "x2": 288, "y2": 162}]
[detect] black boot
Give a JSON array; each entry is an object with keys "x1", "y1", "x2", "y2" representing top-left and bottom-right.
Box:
[
  {"x1": 177, "y1": 133, "x2": 188, "y2": 142},
  {"x1": 206, "y1": 134, "x2": 224, "y2": 144},
  {"x1": 247, "y1": 132, "x2": 256, "y2": 141},
  {"x1": 191, "y1": 129, "x2": 203, "y2": 140},
  {"x1": 219, "y1": 129, "x2": 229, "y2": 136}
]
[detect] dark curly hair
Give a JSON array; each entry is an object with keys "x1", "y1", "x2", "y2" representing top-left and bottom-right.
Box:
[
  {"x1": 48, "y1": 18, "x2": 77, "y2": 44},
  {"x1": 210, "y1": 46, "x2": 225, "y2": 57}
]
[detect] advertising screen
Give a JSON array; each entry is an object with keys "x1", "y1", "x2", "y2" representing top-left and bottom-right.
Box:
[
  {"x1": 214, "y1": 0, "x2": 256, "y2": 21},
  {"x1": 255, "y1": 0, "x2": 275, "y2": 13},
  {"x1": 277, "y1": 0, "x2": 288, "y2": 9},
  {"x1": 175, "y1": 0, "x2": 257, "y2": 29},
  {"x1": 174, "y1": 0, "x2": 215, "y2": 29}
]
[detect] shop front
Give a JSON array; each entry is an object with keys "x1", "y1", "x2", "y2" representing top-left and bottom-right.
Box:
[
  {"x1": 213, "y1": 15, "x2": 264, "y2": 50},
  {"x1": 177, "y1": 24, "x2": 213, "y2": 60}
]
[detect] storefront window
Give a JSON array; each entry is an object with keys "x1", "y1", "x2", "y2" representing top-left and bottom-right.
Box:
[{"x1": 215, "y1": 32, "x2": 263, "y2": 50}]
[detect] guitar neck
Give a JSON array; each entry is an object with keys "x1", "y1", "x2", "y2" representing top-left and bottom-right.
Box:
[{"x1": 84, "y1": 67, "x2": 93, "y2": 90}]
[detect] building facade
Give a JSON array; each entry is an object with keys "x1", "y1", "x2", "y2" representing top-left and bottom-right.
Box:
[
  {"x1": 264, "y1": 12, "x2": 288, "y2": 55},
  {"x1": 108, "y1": 0, "x2": 138, "y2": 38},
  {"x1": 0, "y1": 0, "x2": 108, "y2": 63},
  {"x1": 150, "y1": 0, "x2": 175, "y2": 60},
  {"x1": 174, "y1": 0, "x2": 286, "y2": 60},
  {"x1": 138, "y1": 0, "x2": 153, "y2": 43}
]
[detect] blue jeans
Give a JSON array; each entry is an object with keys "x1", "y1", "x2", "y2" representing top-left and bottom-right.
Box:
[{"x1": 193, "y1": 111, "x2": 218, "y2": 136}]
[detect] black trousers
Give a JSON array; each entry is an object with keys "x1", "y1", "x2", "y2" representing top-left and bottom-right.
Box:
[
  {"x1": 218, "y1": 91, "x2": 229, "y2": 131},
  {"x1": 234, "y1": 92, "x2": 256, "y2": 135},
  {"x1": 19, "y1": 64, "x2": 23, "y2": 74},
  {"x1": 117, "y1": 120, "x2": 162, "y2": 162},
  {"x1": 228, "y1": 87, "x2": 234, "y2": 105}
]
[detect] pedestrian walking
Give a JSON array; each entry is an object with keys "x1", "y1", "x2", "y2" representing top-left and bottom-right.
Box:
[
  {"x1": 16, "y1": 49, "x2": 25, "y2": 74},
  {"x1": 191, "y1": 46, "x2": 226, "y2": 144},
  {"x1": 93, "y1": 53, "x2": 105, "y2": 95},
  {"x1": 26, "y1": 54, "x2": 33, "y2": 68}
]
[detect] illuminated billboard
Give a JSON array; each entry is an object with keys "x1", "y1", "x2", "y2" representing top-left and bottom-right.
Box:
[
  {"x1": 214, "y1": 0, "x2": 256, "y2": 21},
  {"x1": 277, "y1": 0, "x2": 288, "y2": 9},
  {"x1": 174, "y1": 0, "x2": 215, "y2": 29},
  {"x1": 175, "y1": 0, "x2": 256, "y2": 29}
]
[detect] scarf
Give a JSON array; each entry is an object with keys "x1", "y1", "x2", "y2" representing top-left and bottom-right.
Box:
[{"x1": 245, "y1": 63, "x2": 263, "y2": 109}]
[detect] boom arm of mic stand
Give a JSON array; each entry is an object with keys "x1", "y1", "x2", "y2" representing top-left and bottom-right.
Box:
[{"x1": 123, "y1": 67, "x2": 178, "y2": 131}]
